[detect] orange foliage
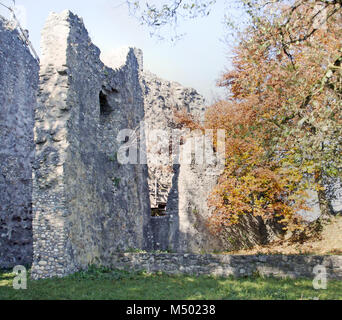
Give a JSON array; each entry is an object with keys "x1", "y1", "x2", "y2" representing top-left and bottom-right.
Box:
[{"x1": 177, "y1": 1, "x2": 342, "y2": 234}]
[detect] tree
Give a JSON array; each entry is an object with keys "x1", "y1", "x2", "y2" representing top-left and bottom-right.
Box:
[
  {"x1": 174, "y1": 1, "x2": 341, "y2": 236},
  {"x1": 125, "y1": 1, "x2": 342, "y2": 42},
  {"x1": 220, "y1": 0, "x2": 342, "y2": 218},
  {"x1": 125, "y1": 0, "x2": 218, "y2": 39}
]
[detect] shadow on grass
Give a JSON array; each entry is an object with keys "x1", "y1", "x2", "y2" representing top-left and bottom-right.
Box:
[{"x1": 0, "y1": 267, "x2": 341, "y2": 300}]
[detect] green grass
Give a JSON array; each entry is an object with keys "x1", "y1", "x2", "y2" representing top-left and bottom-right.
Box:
[{"x1": 0, "y1": 266, "x2": 341, "y2": 300}]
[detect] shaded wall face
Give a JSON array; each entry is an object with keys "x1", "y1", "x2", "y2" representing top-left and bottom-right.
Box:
[
  {"x1": 32, "y1": 11, "x2": 151, "y2": 279},
  {"x1": 0, "y1": 17, "x2": 38, "y2": 268}
]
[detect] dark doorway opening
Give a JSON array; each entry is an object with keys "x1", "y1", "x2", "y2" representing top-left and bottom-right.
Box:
[{"x1": 151, "y1": 203, "x2": 167, "y2": 217}]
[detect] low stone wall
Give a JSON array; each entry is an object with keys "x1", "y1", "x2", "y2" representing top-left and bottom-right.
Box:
[{"x1": 109, "y1": 253, "x2": 342, "y2": 280}]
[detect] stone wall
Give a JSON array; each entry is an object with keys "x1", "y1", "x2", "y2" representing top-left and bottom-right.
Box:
[
  {"x1": 141, "y1": 70, "x2": 205, "y2": 209},
  {"x1": 141, "y1": 71, "x2": 228, "y2": 253},
  {"x1": 31, "y1": 11, "x2": 152, "y2": 279},
  {"x1": 109, "y1": 253, "x2": 342, "y2": 280},
  {"x1": 165, "y1": 162, "x2": 225, "y2": 253},
  {"x1": 0, "y1": 16, "x2": 38, "y2": 268}
]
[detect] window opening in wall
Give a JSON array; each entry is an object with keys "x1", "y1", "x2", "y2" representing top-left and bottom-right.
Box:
[
  {"x1": 99, "y1": 91, "x2": 111, "y2": 118},
  {"x1": 99, "y1": 88, "x2": 119, "y2": 123},
  {"x1": 151, "y1": 177, "x2": 168, "y2": 217},
  {"x1": 151, "y1": 203, "x2": 167, "y2": 217}
]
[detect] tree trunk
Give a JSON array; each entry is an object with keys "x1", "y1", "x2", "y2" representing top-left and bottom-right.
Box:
[
  {"x1": 315, "y1": 168, "x2": 333, "y2": 221},
  {"x1": 317, "y1": 187, "x2": 333, "y2": 221},
  {"x1": 293, "y1": 171, "x2": 334, "y2": 243}
]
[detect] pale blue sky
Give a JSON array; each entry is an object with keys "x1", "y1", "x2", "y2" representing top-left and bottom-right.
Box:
[{"x1": 0, "y1": 0, "x2": 240, "y2": 102}]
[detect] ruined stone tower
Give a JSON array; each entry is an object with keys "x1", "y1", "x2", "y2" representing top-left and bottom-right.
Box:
[{"x1": 31, "y1": 11, "x2": 152, "y2": 278}]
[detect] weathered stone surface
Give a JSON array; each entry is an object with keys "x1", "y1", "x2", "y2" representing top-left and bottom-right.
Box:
[
  {"x1": 328, "y1": 179, "x2": 342, "y2": 215},
  {"x1": 0, "y1": 16, "x2": 38, "y2": 269},
  {"x1": 298, "y1": 179, "x2": 342, "y2": 221},
  {"x1": 109, "y1": 253, "x2": 342, "y2": 280},
  {"x1": 31, "y1": 11, "x2": 152, "y2": 279},
  {"x1": 166, "y1": 161, "x2": 225, "y2": 253},
  {"x1": 141, "y1": 71, "x2": 227, "y2": 252},
  {"x1": 142, "y1": 70, "x2": 205, "y2": 209}
]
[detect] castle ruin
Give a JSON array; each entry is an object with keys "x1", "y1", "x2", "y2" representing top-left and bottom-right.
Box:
[{"x1": 1, "y1": 10, "x2": 341, "y2": 279}]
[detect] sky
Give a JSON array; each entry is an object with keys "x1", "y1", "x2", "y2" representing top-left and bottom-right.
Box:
[{"x1": 0, "y1": 0, "x2": 239, "y2": 103}]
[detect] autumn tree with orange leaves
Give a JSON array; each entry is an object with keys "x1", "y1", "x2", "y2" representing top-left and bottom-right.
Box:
[
  {"x1": 174, "y1": 1, "x2": 342, "y2": 237},
  {"x1": 205, "y1": 0, "x2": 342, "y2": 235}
]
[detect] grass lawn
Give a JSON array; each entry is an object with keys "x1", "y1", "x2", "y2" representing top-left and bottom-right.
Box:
[{"x1": 0, "y1": 267, "x2": 341, "y2": 300}]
